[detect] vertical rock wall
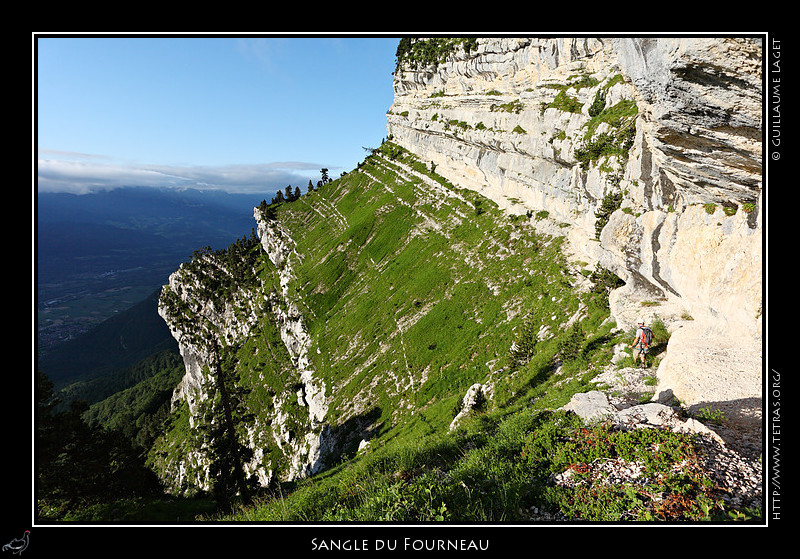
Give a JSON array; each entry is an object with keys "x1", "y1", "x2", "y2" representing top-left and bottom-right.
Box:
[
  {"x1": 157, "y1": 217, "x2": 332, "y2": 492},
  {"x1": 387, "y1": 37, "x2": 763, "y2": 421},
  {"x1": 254, "y1": 210, "x2": 331, "y2": 479}
]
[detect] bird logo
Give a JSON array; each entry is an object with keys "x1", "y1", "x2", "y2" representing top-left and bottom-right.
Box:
[{"x1": 2, "y1": 531, "x2": 29, "y2": 555}]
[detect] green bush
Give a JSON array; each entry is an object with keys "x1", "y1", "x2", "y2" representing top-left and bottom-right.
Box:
[
  {"x1": 588, "y1": 90, "x2": 606, "y2": 117},
  {"x1": 594, "y1": 191, "x2": 623, "y2": 238},
  {"x1": 547, "y1": 90, "x2": 583, "y2": 113}
]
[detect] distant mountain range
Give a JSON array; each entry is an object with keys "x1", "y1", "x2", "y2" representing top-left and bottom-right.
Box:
[
  {"x1": 35, "y1": 185, "x2": 276, "y2": 384},
  {"x1": 37, "y1": 186, "x2": 267, "y2": 282}
]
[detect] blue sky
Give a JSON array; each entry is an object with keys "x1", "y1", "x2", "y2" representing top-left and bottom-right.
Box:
[{"x1": 36, "y1": 35, "x2": 401, "y2": 196}]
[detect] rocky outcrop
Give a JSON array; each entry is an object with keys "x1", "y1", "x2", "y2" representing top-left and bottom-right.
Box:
[
  {"x1": 560, "y1": 358, "x2": 762, "y2": 511},
  {"x1": 158, "y1": 251, "x2": 265, "y2": 421},
  {"x1": 254, "y1": 210, "x2": 331, "y2": 479},
  {"x1": 157, "y1": 248, "x2": 269, "y2": 491},
  {"x1": 449, "y1": 383, "x2": 488, "y2": 432},
  {"x1": 559, "y1": 388, "x2": 762, "y2": 512},
  {"x1": 388, "y1": 37, "x2": 762, "y2": 433},
  {"x1": 156, "y1": 214, "x2": 333, "y2": 491},
  {"x1": 614, "y1": 38, "x2": 762, "y2": 207}
]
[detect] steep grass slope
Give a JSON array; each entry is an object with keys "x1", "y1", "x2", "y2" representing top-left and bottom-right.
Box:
[
  {"x1": 151, "y1": 142, "x2": 757, "y2": 522},
  {"x1": 269, "y1": 143, "x2": 589, "y2": 453}
]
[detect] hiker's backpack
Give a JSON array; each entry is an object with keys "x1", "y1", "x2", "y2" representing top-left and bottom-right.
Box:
[{"x1": 641, "y1": 326, "x2": 653, "y2": 346}]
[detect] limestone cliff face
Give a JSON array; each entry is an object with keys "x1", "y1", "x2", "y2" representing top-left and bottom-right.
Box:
[
  {"x1": 156, "y1": 227, "x2": 330, "y2": 491},
  {"x1": 254, "y1": 211, "x2": 331, "y2": 479},
  {"x1": 387, "y1": 37, "x2": 762, "y2": 417},
  {"x1": 156, "y1": 249, "x2": 269, "y2": 491},
  {"x1": 157, "y1": 251, "x2": 265, "y2": 420}
]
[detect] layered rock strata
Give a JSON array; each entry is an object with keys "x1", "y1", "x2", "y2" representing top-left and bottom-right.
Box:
[
  {"x1": 157, "y1": 216, "x2": 332, "y2": 489},
  {"x1": 254, "y1": 211, "x2": 331, "y2": 479},
  {"x1": 387, "y1": 37, "x2": 763, "y2": 429}
]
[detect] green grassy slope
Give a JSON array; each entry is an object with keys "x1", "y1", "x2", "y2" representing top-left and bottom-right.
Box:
[
  {"x1": 271, "y1": 143, "x2": 584, "y2": 450},
  {"x1": 145, "y1": 143, "x2": 751, "y2": 523},
  {"x1": 201, "y1": 144, "x2": 707, "y2": 522}
]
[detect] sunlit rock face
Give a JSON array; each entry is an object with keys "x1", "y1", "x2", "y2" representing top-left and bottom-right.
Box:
[{"x1": 388, "y1": 37, "x2": 763, "y2": 414}]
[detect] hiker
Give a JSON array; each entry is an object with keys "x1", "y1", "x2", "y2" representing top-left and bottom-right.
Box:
[{"x1": 630, "y1": 318, "x2": 653, "y2": 368}]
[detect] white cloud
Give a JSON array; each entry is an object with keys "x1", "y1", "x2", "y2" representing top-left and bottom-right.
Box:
[{"x1": 36, "y1": 154, "x2": 326, "y2": 195}]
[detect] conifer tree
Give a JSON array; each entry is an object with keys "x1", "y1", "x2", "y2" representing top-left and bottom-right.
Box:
[
  {"x1": 197, "y1": 338, "x2": 257, "y2": 510},
  {"x1": 35, "y1": 372, "x2": 159, "y2": 513},
  {"x1": 161, "y1": 236, "x2": 264, "y2": 510}
]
